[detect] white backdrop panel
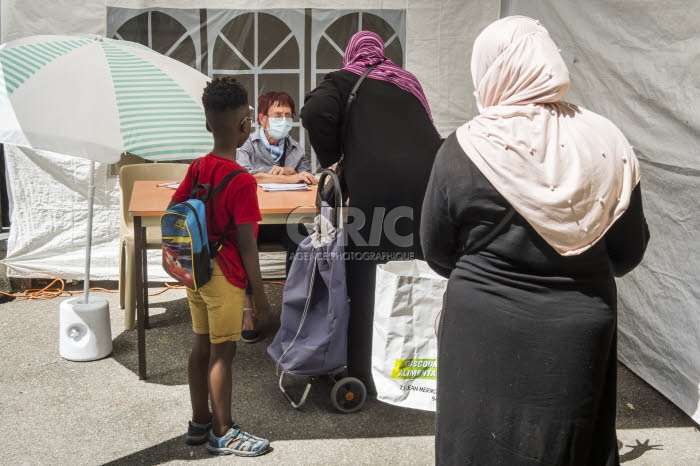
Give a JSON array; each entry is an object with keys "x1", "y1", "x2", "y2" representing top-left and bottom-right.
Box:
[
  {"x1": 510, "y1": 0, "x2": 700, "y2": 424},
  {"x1": 3, "y1": 145, "x2": 122, "y2": 280}
]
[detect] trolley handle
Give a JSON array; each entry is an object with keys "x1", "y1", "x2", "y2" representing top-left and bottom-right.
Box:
[{"x1": 317, "y1": 169, "x2": 344, "y2": 228}]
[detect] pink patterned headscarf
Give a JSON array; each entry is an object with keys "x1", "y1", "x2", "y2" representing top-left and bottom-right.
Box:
[
  {"x1": 342, "y1": 31, "x2": 433, "y2": 119},
  {"x1": 456, "y1": 16, "x2": 640, "y2": 256}
]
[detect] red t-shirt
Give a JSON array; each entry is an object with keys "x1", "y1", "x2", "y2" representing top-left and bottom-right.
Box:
[{"x1": 172, "y1": 153, "x2": 261, "y2": 289}]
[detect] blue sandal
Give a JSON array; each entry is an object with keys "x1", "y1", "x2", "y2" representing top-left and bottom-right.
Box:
[{"x1": 208, "y1": 424, "x2": 270, "y2": 457}]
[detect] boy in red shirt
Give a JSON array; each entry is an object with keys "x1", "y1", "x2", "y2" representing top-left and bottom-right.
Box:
[{"x1": 169, "y1": 77, "x2": 270, "y2": 457}]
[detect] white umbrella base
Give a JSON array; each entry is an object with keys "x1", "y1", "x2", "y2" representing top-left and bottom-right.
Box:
[{"x1": 59, "y1": 296, "x2": 112, "y2": 361}]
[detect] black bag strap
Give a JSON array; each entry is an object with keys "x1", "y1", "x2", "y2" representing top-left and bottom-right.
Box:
[
  {"x1": 345, "y1": 63, "x2": 379, "y2": 115},
  {"x1": 463, "y1": 207, "x2": 516, "y2": 255},
  {"x1": 340, "y1": 62, "x2": 380, "y2": 155}
]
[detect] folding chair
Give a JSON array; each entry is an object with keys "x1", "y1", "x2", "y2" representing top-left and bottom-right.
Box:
[{"x1": 118, "y1": 162, "x2": 189, "y2": 330}]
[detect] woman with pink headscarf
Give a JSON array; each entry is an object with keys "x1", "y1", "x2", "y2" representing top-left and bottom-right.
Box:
[
  {"x1": 421, "y1": 16, "x2": 649, "y2": 464},
  {"x1": 301, "y1": 31, "x2": 442, "y2": 394}
]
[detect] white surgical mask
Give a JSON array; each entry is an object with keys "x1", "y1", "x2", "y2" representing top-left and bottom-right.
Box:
[{"x1": 267, "y1": 117, "x2": 293, "y2": 139}]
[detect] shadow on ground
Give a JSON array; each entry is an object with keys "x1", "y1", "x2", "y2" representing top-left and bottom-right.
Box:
[
  {"x1": 108, "y1": 280, "x2": 436, "y2": 452},
  {"x1": 618, "y1": 438, "x2": 665, "y2": 463},
  {"x1": 111, "y1": 293, "x2": 192, "y2": 386},
  {"x1": 103, "y1": 434, "x2": 217, "y2": 465},
  {"x1": 25, "y1": 279, "x2": 699, "y2": 465},
  {"x1": 616, "y1": 363, "x2": 698, "y2": 430}
]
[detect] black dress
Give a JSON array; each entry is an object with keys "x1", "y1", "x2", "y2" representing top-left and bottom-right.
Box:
[
  {"x1": 301, "y1": 70, "x2": 442, "y2": 393},
  {"x1": 421, "y1": 134, "x2": 650, "y2": 465}
]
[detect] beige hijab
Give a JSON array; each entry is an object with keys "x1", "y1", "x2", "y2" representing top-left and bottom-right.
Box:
[{"x1": 457, "y1": 16, "x2": 640, "y2": 256}]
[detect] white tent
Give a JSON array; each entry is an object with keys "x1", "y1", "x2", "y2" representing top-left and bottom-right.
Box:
[{"x1": 1, "y1": 0, "x2": 698, "y2": 424}]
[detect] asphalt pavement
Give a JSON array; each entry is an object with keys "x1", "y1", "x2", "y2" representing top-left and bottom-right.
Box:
[{"x1": 0, "y1": 275, "x2": 698, "y2": 465}]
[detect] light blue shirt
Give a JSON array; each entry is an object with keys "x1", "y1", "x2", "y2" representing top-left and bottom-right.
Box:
[{"x1": 236, "y1": 131, "x2": 311, "y2": 174}]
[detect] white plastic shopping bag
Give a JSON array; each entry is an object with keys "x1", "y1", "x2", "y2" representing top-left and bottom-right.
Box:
[{"x1": 372, "y1": 260, "x2": 447, "y2": 411}]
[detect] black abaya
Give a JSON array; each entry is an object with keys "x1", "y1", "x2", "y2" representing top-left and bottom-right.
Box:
[
  {"x1": 301, "y1": 70, "x2": 442, "y2": 393},
  {"x1": 421, "y1": 134, "x2": 650, "y2": 465}
]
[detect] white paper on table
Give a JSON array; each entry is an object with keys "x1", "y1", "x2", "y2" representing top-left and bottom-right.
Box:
[{"x1": 259, "y1": 183, "x2": 311, "y2": 192}]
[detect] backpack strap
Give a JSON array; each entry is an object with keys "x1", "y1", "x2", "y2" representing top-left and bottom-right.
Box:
[
  {"x1": 190, "y1": 160, "x2": 245, "y2": 201},
  {"x1": 462, "y1": 207, "x2": 516, "y2": 255},
  {"x1": 190, "y1": 159, "x2": 211, "y2": 199},
  {"x1": 204, "y1": 168, "x2": 246, "y2": 202},
  {"x1": 207, "y1": 169, "x2": 247, "y2": 258}
]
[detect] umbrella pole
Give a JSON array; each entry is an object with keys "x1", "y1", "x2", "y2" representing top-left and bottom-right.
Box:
[{"x1": 83, "y1": 160, "x2": 96, "y2": 303}]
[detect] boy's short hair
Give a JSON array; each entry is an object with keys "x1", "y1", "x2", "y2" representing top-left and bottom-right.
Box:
[
  {"x1": 202, "y1": 77, "x2": 248, "y2": 121},
  {"x1": 258, "y1": 91, "x2": 296, "y2": 117}
]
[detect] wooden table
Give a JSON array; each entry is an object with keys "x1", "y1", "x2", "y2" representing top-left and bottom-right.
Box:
[{"x1": 128, "y1": 180, "x2": 317, "y2": 379}]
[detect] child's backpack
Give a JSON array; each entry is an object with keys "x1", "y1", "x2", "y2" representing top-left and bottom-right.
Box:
[{"x1": 161, "y1": 162, "x2": 245, "y2": 291}]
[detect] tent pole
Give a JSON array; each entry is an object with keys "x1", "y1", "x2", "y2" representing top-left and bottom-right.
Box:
[
  {"x1": 500, "y1": 0, "x2": 511, "y2": 18},
  {"x1": 83, "y1": 160, "x2": 96, "y2": 303}
]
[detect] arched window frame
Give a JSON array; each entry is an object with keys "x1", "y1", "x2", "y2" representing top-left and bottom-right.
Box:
[
  {"x1": 206, "y1": 9, "x2": 306, "y2": 148},
  {"x1": 107, "y1": 8, "x2": 204, "y2": 73}
]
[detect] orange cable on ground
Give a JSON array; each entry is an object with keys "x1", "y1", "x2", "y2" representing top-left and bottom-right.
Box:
[
  {"x1": 263, "y1": 280, "x2": 286, "y2": 286},
  {"x1": 0, "y1": 278, "x2": 285, "y2": 301},
  {"x1": 0, "y1": 278, "x2": 67, "y2": 300},
  {"x1": 149, "y1": 282, "x2": 185, "y2": 296},
  {"x1": 0, "y1": 279, "x2": 122, "y2": 300}
]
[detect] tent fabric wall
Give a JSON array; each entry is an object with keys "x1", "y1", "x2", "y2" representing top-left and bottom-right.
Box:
[
  {"x1": 2, "y1": 0, "x2": 698, "y2": 423},
  {"x1": 0, "y1": 0, "x2": 500, "y2": 135},
  {"x1": 0, "y1": 0, "x2": 498, "y2": 282},
  {"x1": 2, "y1": 146, "x2": 286, "y2": 281},
  {"x1": 105, "y1": 0, "x2": 500, "y2": 135},
  {"x1": 0, "y1": 0, "x2": 106, "y2": 42},
  {"x1": 509, "y1": 0, "x2": 700, "y2": 424},
  {"x1": 1, "y1": 146, "x2": 176, "y2": 281},
  {"x1": 3, "y1": 145, "x2": 122, "y2": 280}
]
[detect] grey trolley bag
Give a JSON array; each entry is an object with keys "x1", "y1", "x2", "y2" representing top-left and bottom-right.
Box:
[{"x1": 267, "y1": 169, "x2": 367, "y2": 413}]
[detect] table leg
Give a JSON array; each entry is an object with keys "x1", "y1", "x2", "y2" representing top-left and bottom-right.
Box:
[
  {"x1": 134, "y1": 215, "x2": 147, "y2": 380},
  {"x1": 142, "y1": 231, "x2": 150, "y2": 330}
]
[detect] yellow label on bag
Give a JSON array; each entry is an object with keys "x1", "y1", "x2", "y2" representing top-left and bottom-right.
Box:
[{"x1": 391, "y1": 358, "x2": 438, "y2": 380}]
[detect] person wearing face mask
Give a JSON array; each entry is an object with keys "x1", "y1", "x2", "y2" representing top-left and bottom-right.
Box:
[
  {"x1": 237, "y1": 91, "x2": 315, "y2": 185},
  {"x1": 237, "y1": 91, "x2": 313, "y2": 343}
]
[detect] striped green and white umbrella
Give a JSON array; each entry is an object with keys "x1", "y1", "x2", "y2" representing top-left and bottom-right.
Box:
[
  {"x1": 0, "y1": 34, "x2": 216, "y2": 302},
  {"x1": 0, "y1": 34, "x2": 213, "y2": 163}
]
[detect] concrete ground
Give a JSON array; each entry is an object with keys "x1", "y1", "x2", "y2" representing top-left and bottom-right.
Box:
[{"x1": 0, "y1": 276, "x2": 698, "y2": 465}]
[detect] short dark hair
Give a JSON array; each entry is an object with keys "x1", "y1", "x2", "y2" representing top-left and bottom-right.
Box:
[
  {"x1": 202, "y1": 77, "x2": 248, "y2": 113},
  {"x1": 258, "y1": 91, "x2": 296, "y2": 117}
]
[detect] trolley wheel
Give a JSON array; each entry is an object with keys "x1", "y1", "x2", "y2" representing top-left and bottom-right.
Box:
[{"x1": 330, "y1": 377, "x2": 366, "y2": 413}]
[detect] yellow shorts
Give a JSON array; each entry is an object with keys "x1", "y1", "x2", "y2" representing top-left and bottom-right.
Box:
[{"x1": 186, "y1": 260, "x2": 245, "y2": 344}]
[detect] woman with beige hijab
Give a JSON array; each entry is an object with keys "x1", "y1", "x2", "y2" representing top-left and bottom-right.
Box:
[{"x1": 421, "y1": 16, "x2": 649, "y2": 464}]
